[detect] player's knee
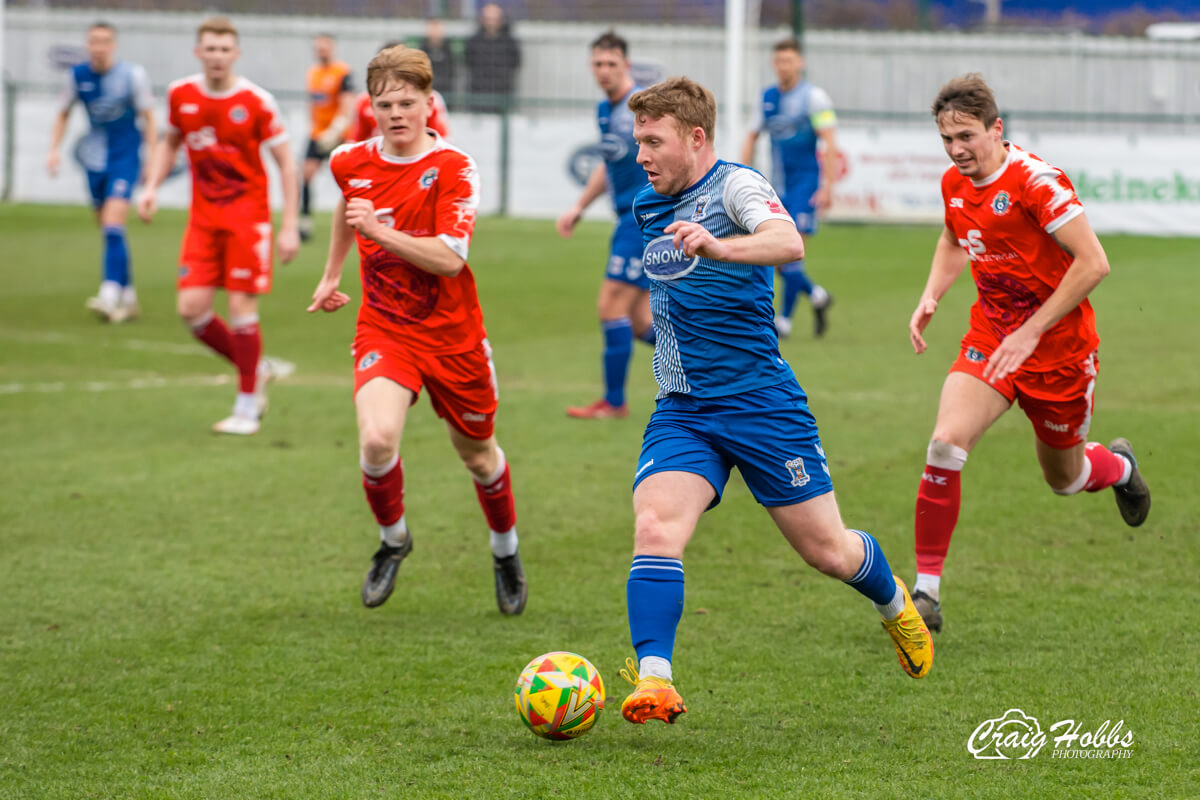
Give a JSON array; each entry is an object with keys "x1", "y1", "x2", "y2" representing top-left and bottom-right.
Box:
[
  {"x1": 801, "y1": 540, "x2": 857, "y2": 580},
  {"x1": 1044, "y1": 462, "x2": 1083, "y2": 494},
  {"x1": 633, "y1": 507, "x2": 684, "y2": 558},
  {"x1": 457, "y1": 443, "x2": 495, "y2": 476},
  {"x1": 177, "y1": 297, "x2": 210, "y2": 325},
  {"x1": 359, "y1": 426, "x2": 400, "y2": 465}
]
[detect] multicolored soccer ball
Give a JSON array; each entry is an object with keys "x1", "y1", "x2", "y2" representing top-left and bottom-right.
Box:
[{"x1": 513, "y1": 651, "x2": 605, "y2": 740}]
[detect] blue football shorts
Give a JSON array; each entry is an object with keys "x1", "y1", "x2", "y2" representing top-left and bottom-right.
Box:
[
  {"x1": 86, "y1": 159, "x2": 140, "y2": 208},
  {"x1": 604, "y1": 212, "x2": 650, "y2": 290},
  {"x1": 781, "y1": 182, "x2": 819, "y2": 236},
  {"x1": 632, "y1": 381, "x2": 834, "y2": 509}
]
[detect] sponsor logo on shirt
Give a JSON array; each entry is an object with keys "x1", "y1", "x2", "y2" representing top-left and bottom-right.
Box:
[
  {"x1": 642, "y1": 233, "x2": 700, "y2": 281},
  {"x1": 181, "y1": 103, "x2": 200, "y2": 114},
  {"x1": 950, "y1": 197, "x2": 964, "y2": 208},
  {"x1": 767, "y1": 198, "x2": 787, "y2": 215},
  {"x1": 419, "y1": 168, "x2": 439, "y2": 190},
  {"x1": 991, "y1": 190, "x2": 1012, "y2": 216},
  {"x1": 349, "y1": 178, "x2": 373, "y2": 188}
]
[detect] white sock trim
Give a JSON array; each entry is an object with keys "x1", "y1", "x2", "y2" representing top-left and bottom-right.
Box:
[
  {"x1": 473, "y1": 447, "x2": 507, "y2": 486},
  {"x1": 229, "y1": 313, "x2": 259, "y2": 329},
  {"x1": 381, "y1": 515, "x2": 408, "y2": 546},
  {"x1": 490, "y1": 527, "x2": 518, "y2": 558},
  {"x1": 914, "y1": 573, "x2": 941, "y2": 600},
  {"x1": 639, "y1": 656, "x2": 672, "y2": 682},
  {"x1": 362, "y1": 453, "x2": 400, "y2": 478},
  {"x1": 1053, "y1": 455, "x2": 1092, "y2": 496},
  {"x1": 1116, "y1": 454, "x2": 1133, "y2": 487},
  {"x1": 188, "y1": 310, "x2": 214, "y2": 331},
  {"x1": 927, "y1": 440, "x2": 968, "y2": 471},
  {"x1": 874, "y1": 584, "x2": 906, "y2": 620}
]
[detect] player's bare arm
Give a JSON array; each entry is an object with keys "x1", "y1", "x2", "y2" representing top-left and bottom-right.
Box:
[
  {"x1": 983, "y1": 213, "x2": 1110, "y2": 382},
  {"x1": 136, "y1": 129, "x2": 183, "y2": 222},
  {"x1": 738, "y1": 130, "x2": 759, "y2": 166},
  {"x1": 664, "y1": 218, "x2": 803, "y2": 265},
  {"x1": 268, "y1": 139, "x2": 301, "y2": 263},
  {"x1": 46, "y1": 109, "x2": 72, "y2": 177},
  {"x1": 812, "y1": 127, "x2": 839, "y2": 211},
  {"x1": 308, "y1": 197, "x2": 354, "y2": 313},
  {"x1": 556, "y1": 163, "x2": 608, "y2": 238},
  {"x1": 139, "y1": 108, "x2": 158, "y2": 185},
  {"x1": 344, "y1": 197, "x2": 465, "y2": 277},
  {"x1": 910, "y1": 225, "x2": 970, "y2": 354}
]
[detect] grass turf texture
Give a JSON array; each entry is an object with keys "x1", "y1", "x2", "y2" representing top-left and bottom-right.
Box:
[{"x1": 0, "y1": 204, "x2": 1196, "y2": 798}]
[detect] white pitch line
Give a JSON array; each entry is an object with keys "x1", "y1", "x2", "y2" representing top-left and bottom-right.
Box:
[
  {"x1": 0, "y1": 374, "x2": 234, "y2": 395},
  {"x1": 0, "y1": 328, "x2": 211, "y2": 357}
]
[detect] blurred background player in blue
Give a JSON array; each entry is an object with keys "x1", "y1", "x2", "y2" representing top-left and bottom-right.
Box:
[
  {"x1": 558, "y1": 31, "x2": 654, "y2": 420},
  {"x1": 740, "y1": 38, "x2": 836, "y2": 338},
  {"x1": 46, "y1": 21, "x2": 155, "y2": 323}
]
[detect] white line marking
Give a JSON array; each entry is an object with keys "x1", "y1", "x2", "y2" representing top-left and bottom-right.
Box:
[
  {"x1": 0, "y1": 328, "x2": 211, "y2": 357},
  {"x1": 0, "y1": 374, "x2": 233, "y2": 395}
]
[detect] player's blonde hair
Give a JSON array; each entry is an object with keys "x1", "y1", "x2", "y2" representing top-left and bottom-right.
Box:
[
  {"x1": 367, "y1": 45, "x2": 433, "y2": 97},
  {"x1": 196, "y1": 16, "x2": 238, "y2": 42},
  {"x1": 628, "y1": 77, "x2": 716, "y2": 143},
  {"x1": 932, "y1": 73, "x2": 1000, "y2": 128}
]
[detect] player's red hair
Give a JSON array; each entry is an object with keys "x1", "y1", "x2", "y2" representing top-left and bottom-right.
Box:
[
  {"x1": 367, "y1": 45, "x2": 433, "y2": 97},
  {"x1": 628, "y1": 77, "x2": 716, "y2": 143},
  {"x1": 932, "y1": 73, "x2": 1000, "y2": 128},
  {"x1": 196, "y1": 16, "x2": 238, "y2": 42}
]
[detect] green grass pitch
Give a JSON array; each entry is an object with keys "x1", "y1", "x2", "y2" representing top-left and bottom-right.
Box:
[{"x1": 0, "y1": 204, "x2": 1196, "y2": 798}]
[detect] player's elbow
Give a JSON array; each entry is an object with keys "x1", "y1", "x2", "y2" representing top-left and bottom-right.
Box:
[
  {"x1": 435, "y1": 255, "x2": 466, "y2": 277},
  {"x1": 783, "y1": 231, "x2": 805, "y2": 263}
]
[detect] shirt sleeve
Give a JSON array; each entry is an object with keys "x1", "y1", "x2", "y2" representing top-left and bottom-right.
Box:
[
  {"x1": 166, "y1": 85, "x2": 181, "y2": 134},
  {"x1": 435, "y1": 153, "x2": 480, "y2": 261},
  {"x1": 339, "y1": 71, "x2": 354, "y2": 94},
  {"x1": 723, "y1": 167, "x2": 795, "y2": 234},
  {"x1": 256, "y1": 89, "x2": 290, "y2": 147},
  {"x1": 808, "y1": 86, "x2": 837, "y2": 131},
  {"x1": 1025, "y1": 162, "x2": 1084, "y2": 234},
  {"x1": 131, "y1": 64, "x2": 154, "y2": 112}
]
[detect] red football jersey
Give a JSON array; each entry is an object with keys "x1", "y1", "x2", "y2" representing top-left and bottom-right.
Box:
[
  {"x1": 350, "y1": 90, "x2": 450, "y2": 142},
  {"x1": 330, "y1": 134, "x2": 483, "y2": 354},
  {"x1": 942, "y1": 143, "x2": 1099, "y2": 372},
  {"x1": 167, "y1": 75, "x2": 288, "y2": 229}
]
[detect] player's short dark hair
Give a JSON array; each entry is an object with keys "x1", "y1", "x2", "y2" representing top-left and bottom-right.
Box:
[
  {"x1": 773, "y1": 37, "x2": 802, "y2": 54},
  {"x1": 88, "y1": 21, "x2": 116, "y2": 35},
  {"x1": 932, "y1": 73, "x2": 1000, "y2": 128},
  {"x1": 629, "y1": 76, "x2": 716, "y2": 143},
  {"x1": 591, "y1": 30, "x2": 628, "y2": 57}
]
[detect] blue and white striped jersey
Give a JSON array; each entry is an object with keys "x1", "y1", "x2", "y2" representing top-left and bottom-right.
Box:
[
  {"x1": 597, "y1": 86, "x2": 648, "y2": 216},
  {"x1": 632, "y1": 160, "x2": 798, "y2": 399},
  {"x1": 750, "y1": 81, "x2": 836, "y2": 196},
  {"x1": 62, "y1": 60, "x2": 153, "y2": 172}
]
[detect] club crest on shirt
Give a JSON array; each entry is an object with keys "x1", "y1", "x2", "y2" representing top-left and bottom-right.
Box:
[
  {"x1": 229, "y1": 105, "x2": 248, "y2": 124},
  {"x1": 991, "y1": 190, "x2": 1012, "y2": 216},
  {"x1": 690, "y1": 195, "x2": 710, "y2": 221},
  {"x1": 419, "y1": 168, "x2": 439, "y2": 190},
  {"x1": 358, "y1": 351, "x2": 381, "y2": 371}
]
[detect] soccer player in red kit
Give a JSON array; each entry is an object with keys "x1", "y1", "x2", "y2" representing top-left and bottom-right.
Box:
[
  {"x1": 307, "y1": 45, "x2": 526, "y2": 615},
  {"x1": 138, "y1": 16, "x2": 300, "y2": 435},
  {"x1": 907, "y1": 74, "x2": 1150, "y2": 632},
  {"x1": 350, "y1": 86, "x2": 450, "y2": 142}
]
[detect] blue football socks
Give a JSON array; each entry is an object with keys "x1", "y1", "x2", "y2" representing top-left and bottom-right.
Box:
[
  {"x1": 627, "y1": 555, "x2": 684, "y2": 663},
  {"x1": 844, "y1": 529, "x2": 900, "y2": 608},
  {"x1": 780, "y1": 261, "x2": 813, "y2": 319},
  {"x1": 102, "y1": 224, "x2": 130, "y2": 288},
  {"x1": 602, "y1": 317, "x2": 634, "y2": 408}
]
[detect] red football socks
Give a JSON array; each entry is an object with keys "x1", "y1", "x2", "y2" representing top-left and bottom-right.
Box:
[
  {"x1": 915, "y1": 463, "x2": 963, "y2": 577},
  {"x1": 363, "y1": 457, "x2": 405, "y2": 527},
  {"x1": 475, "y1": 461, "x2": 516, "y2": 533},
  {"x1": 230, "y1": 316, "x2": 262, "y2": 395},
  {"x1": 1083, "y1": 442, "x2": 1128, "y2": 492},
  {"x1": 191, "y1": 313, "x2": 236, "y2": 363}
]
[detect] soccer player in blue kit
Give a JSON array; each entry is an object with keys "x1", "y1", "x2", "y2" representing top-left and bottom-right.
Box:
[
  {"x1": 47, "y1": 21, "x2": 156, "y2": 323},
  {"x1": 557, "y1": 31, "x2": 654, "y2": 419},
  {"x1": 740, "y1": 38, "x2": 835, "y2": 339},
  {"x1": 618, "y1": 77, "x2": 932, "y2": 725}
]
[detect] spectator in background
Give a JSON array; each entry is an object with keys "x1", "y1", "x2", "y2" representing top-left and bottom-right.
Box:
[
  {"x1": 419, "y1": 18, "x2": 457, "y2": 103},
  {"x1": 465, "y1": 3, "x2": 521, "y2": 113}
]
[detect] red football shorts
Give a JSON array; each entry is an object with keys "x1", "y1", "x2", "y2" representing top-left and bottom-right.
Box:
[
  {"x1": 950, "y1": 344, "x2": 1098, "y2": 449},
  {"x1": 178, "y1": 220, "x2": 274, "y2": 294},
  {"x1": 352, "y1": 329, "x2": 499, "y2": 440}
]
